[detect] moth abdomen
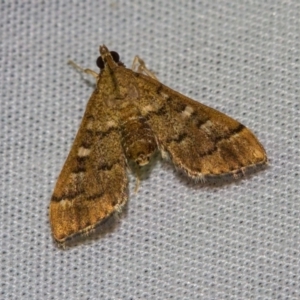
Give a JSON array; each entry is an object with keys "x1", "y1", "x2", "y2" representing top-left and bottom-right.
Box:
[{"x1": 120, "y1": 115, "x2": 157, "y2": 166}]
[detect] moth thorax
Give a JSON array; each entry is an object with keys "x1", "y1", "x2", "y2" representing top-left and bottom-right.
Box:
[{"x1": 121, "y1": 116, "x2": 157, "y2": 166}]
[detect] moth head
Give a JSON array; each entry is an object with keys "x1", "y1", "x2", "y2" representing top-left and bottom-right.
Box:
[{"x1": 97, "y1": 46, "x2": 125, "y2": 70}]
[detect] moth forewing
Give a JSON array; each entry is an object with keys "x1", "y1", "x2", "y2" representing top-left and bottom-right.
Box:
[
  {"x1": 50, "y1": 48, "x2": 129, "y2": 244},
  {"x1": 131, "y1": 74, "x2": 267, "y2": 178},
  {"x1": 50, "y1": 45, "x2": 267, "y2": 245}
]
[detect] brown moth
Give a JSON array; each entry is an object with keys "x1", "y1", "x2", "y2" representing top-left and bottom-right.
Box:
[{"x1": 50, "y1": 45, "x2": 267, "y2": 244}]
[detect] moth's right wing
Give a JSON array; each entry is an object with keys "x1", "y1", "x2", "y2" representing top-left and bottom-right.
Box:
[
  {"x1": 133, "y1": 73, "x2": 267, "y2": 179},
  {"x1": 50, "y1": 92, "x2": 128, "y2": 244}
]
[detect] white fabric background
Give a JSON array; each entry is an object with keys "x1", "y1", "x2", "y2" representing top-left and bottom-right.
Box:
[{"x1": 1, "y1": 1, "x2": 299, "y2": 299}]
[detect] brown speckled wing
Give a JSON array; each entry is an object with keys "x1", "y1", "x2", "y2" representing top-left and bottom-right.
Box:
[
  {"x1": 133, "y1": 74, "x2": 267, "y2": 179},
  {"x1": 50, "y1": 90, "x2": 128, "y2": 244}
]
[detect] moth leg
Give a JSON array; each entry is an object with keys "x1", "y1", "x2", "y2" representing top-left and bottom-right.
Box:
[
  {"x1": 68, "y1": 60, "x2": 99, "y2": 79},
  {"x1": 131, "y1": 165, "x2": 141, "y2": 193},
  {"x1": 131, "y1": 56, "x2": 158, "y2": 80},
  {"x1": 129, "y1": 164, "x2": 142, "y2": 193},
  {"x1": 134, "y1": 176, "x2": 141, "y2": 194}
]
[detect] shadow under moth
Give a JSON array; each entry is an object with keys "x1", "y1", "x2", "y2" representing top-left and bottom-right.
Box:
[{"x1": 50, "y1": 45, "x2": 267, "y2": 245}]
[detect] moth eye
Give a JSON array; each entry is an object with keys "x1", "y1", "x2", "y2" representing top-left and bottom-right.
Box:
[
  {"x1": 110, "y1": 51, "x2": 120, "y2": 63},
  {"x1": 96, "y1": 51, "x2": 120, "y2": 69},
  {"x1": 96, "y1": 56, "x2": 105, "y2": 69}
]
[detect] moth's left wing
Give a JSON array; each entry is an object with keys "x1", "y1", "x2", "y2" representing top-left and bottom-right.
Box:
[
  {"x1": 50, "y1": 92, "x2": 128, "y2": 244},
  {"x1": 134, "y1": 74, "x2": 267, "y2": 179}
]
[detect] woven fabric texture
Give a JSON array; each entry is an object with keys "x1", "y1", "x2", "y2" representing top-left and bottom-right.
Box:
[{"x1": 1, "y1": 1, "x2": 299, "y2": 299}]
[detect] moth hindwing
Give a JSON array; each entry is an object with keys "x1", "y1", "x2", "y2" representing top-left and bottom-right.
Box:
[{"x1": 50, "y1": 45, "x2": 267, "y2": 244}]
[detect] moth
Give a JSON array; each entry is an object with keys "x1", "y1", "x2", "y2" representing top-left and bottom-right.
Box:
[{"x1": 50, "y1": 45, "x2": 267, "y2": 244}]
